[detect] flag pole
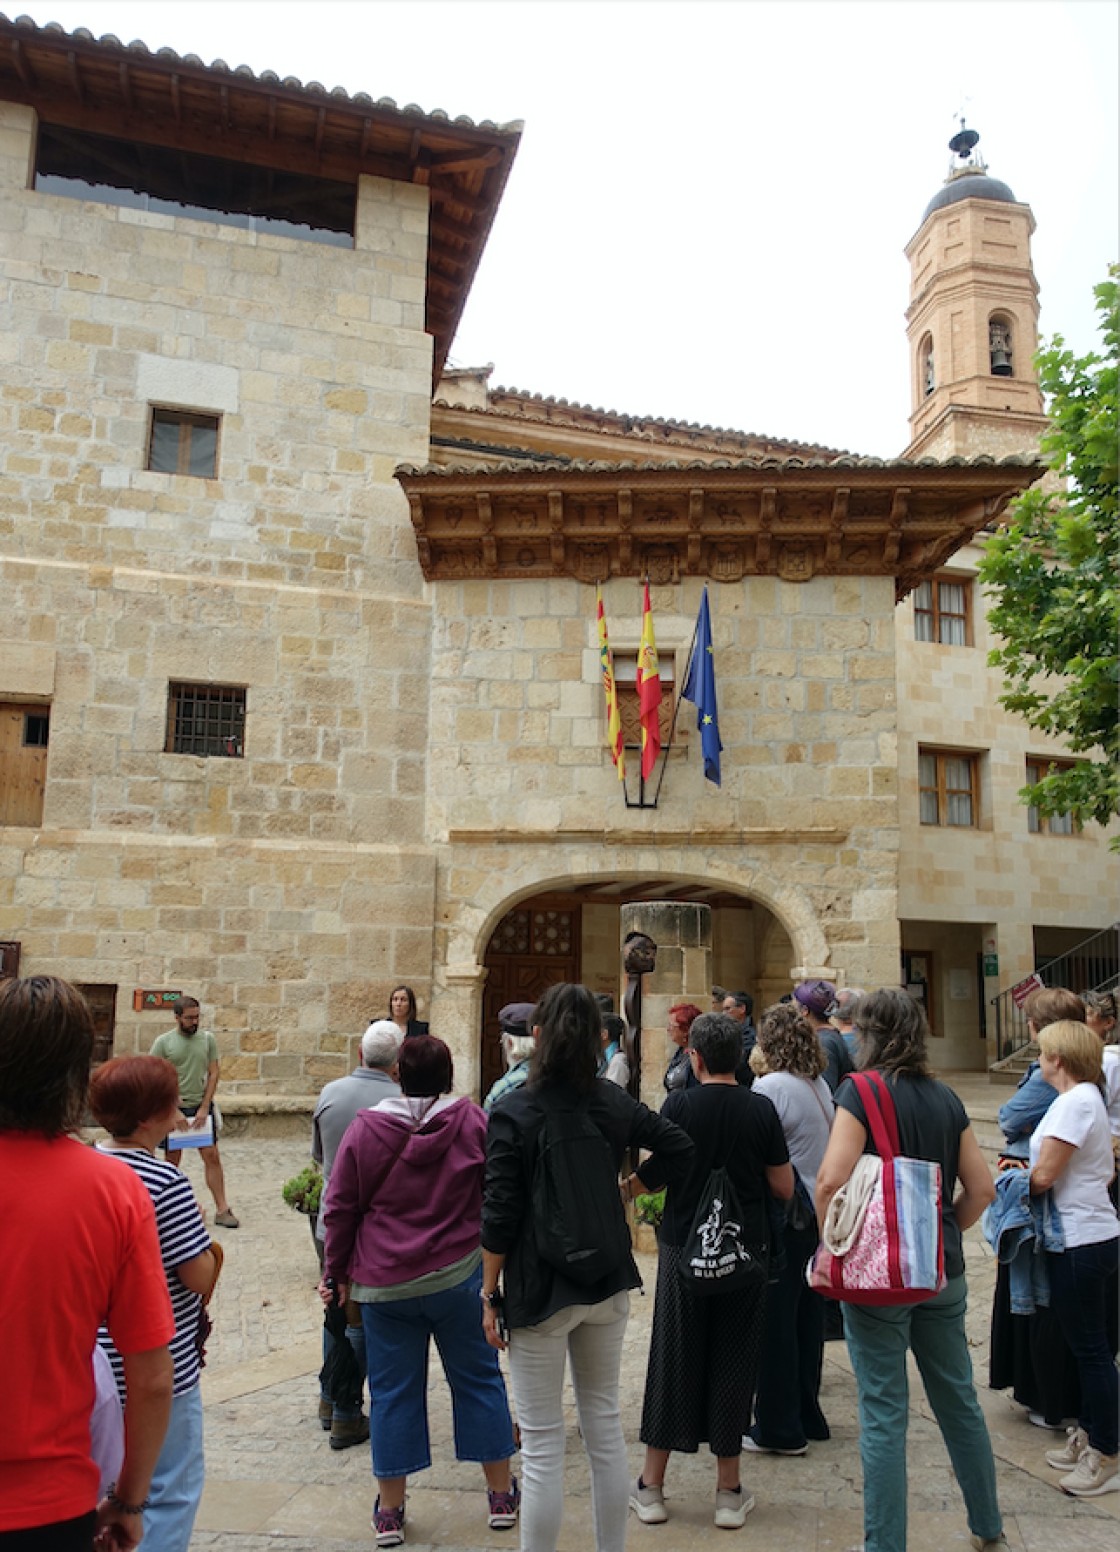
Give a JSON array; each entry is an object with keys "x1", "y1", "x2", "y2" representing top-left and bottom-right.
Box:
[{"x1": 651, "y1": 596, "x2": 702, "y2": 808}]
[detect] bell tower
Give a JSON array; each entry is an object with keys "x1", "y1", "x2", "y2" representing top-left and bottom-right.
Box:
[{"x1": 904, "y1": 124, "x2": 1047, "y2": 459}]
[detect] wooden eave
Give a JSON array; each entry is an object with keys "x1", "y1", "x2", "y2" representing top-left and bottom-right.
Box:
[
  {"x1": 395, "y1": 457, "x2": 1044, "y2": 597},
  {"x1": 0, "y1": 15, "x2": 521, "y2": 380}
]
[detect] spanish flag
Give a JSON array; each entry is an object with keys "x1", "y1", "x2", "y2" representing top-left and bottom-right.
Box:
[
  {"x1": 596, "y1": 584, "x2": 625, "y2": 780},
  {"x1": 636, "y1": 580, "x2": 662, "y2": 780}
]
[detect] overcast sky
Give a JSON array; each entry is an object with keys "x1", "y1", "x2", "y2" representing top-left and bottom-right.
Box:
[{"x1": 17, "y1": 0, "x2": 1119, "y2": 456}]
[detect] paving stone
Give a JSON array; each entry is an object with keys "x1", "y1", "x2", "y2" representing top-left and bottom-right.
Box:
[{"x1": 191, "y1": 1074, "x2": 1118, "y2": 1549}]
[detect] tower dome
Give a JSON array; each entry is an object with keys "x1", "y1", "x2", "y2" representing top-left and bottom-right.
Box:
[{"x1": 920, "y1": 123, "x2": 1018, "y2": 223}]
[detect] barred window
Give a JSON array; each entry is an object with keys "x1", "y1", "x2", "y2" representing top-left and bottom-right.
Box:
[
  {"x1": 919, "y1": 748, "x2": 979, "y2": 827},
  {"x1": 167, "y1": 683, "x2": 245, "y2": 758},
  {"x1": 148, "y1": 409, "x2": 219, "y2": 478},
  {"x1": 913, "y1": 576, "x2": 971, "y2": 645}
]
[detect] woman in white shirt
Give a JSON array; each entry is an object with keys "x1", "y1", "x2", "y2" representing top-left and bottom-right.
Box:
[{"x1": 1028, "y1": 1019, "x2": 1119, "y2": 1499}]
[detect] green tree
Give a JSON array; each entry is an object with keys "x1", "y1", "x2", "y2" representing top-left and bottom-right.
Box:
[{"x1": 978, "y1": 265, "x2": 1119, "y2": 839}]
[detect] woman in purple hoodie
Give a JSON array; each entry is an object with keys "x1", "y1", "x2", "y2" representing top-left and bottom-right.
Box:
[{"x1": 321, "y1": 1035, "x2": 517, "y2": 1549}]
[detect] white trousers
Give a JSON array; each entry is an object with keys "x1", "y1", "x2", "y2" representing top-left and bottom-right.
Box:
[{"x1": 507, "y1": 1291, "x2": 630, "y2": 1552}]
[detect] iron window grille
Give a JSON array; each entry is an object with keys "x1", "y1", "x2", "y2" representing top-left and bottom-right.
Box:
[{"x1": 167, "y1": 683, "x2": 246, "y2": 758}]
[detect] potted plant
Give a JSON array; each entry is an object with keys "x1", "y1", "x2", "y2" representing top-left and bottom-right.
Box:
[
  {"x1": 282, "y1": 1162, "x2": 324, "y2": 1262},
  {"x1": 632, "y1": 1187, "x2": 665, "y2": 1254}
]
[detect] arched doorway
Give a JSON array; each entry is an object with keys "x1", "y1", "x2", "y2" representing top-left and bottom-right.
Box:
[{"x1": 478, "y1": 878, "x2": 794, "y2": 1103}]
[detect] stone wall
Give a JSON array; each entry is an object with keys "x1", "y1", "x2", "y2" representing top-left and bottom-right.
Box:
[
  {"x1": 427, "y1": 571, "x2": 904, "y2": 1089},
  {"x1": 0, "y1": 104, "x2": 438, "y2": 1086},
  {"x1": 896, "y1": 538, "x2": 1119, "y2": 1060}
]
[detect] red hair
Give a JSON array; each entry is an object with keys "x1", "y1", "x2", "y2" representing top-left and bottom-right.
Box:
[
  {"x1": 668, "y1": 1003, "x2": 703, "y2": 1033},
  {"x1": 89, "y1": 1055, "x2": 180, "y2": 1137}
]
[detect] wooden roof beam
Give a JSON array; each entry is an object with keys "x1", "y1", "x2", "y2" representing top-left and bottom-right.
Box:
[
  {"x1": 427, "y1": 145, "x2": 503, "y2": 174},
  {"x1": 66, "y1": 50, "x2": 84, "y2": 105},
  {"x1": 11, "y1": 39, "x2": 36, "y2": 88}
]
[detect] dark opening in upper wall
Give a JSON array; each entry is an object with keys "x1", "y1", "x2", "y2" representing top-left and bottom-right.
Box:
[{"x1": 34, "y1": 123, "x2": 355, "y2": 247}]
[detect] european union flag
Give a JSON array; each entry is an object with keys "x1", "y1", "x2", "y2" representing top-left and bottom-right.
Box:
[{"x1": 681, "y1": 586, "x2": 723, "y2": 786}]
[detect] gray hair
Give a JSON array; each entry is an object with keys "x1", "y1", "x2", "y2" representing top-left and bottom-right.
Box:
[
  {"x1": 502, "y1": 1030, "x2": 536, "y2": 1066},
  {"x1": 833, "y1": 987, "x2": 865, "y2": 1021},
  {"x1": 361, "y1": 1020, "x2": 402, "y2": 1070}
]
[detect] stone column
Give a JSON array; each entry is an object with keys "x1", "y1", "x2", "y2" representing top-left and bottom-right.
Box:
[
  {"x1": 436, "y1": 963, "x2": 489, "y2": 1099},
  {"x1": 620, "y1": 901, "x2": 712, "y2": 1116},
  {"x1": 0, "y1": 103, "x2": 37, "y2": 192}
]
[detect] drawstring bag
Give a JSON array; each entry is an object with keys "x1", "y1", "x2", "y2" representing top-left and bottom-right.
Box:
[
  {"x1": 680, "y1": 1163, "x2": 767, "y2": 1295},
  {"x1": 807, "y1": 1071, "x2": 945, "y2": 1306}
]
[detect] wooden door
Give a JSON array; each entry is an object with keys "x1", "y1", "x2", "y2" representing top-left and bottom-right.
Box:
[
  {"x1": 77, "y1": 983, "x2": 118, "y2": 1066},
  {"x1": 0, "y1": 703, "x2": 49, "y2": 826},
  {"x1": 0, "y1": 942, "x2": 20, "y2": 979},
  {"x1": 481, "y1": 904, "x2": 581, "y2": 1101}
]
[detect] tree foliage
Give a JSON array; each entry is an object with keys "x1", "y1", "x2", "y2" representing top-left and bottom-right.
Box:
[{"x1": 978, "y1": 266, "x2": 1119, "y2": 837}]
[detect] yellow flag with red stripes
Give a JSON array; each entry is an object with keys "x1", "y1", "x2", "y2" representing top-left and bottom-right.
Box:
[{"x1": 596, "y1": 583, "x2": 625, "y2": 780}]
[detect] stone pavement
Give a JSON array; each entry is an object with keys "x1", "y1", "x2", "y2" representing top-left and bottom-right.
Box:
[{"x1": 180, "y1": 1074, "x2": 1118, "y2": 1550}]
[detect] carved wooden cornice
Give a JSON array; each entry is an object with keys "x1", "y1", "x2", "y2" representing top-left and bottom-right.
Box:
[{"x1": 397, "y1": 456, "x2": 1043, "y2": 597}]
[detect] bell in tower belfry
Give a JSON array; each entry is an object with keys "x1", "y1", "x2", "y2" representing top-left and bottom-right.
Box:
[{"x1": 903, "y1": 123, "x2": 1047, "y2": 461}]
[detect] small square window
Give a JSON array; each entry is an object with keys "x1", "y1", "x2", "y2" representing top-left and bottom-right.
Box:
[
  {"x1": 913, "y1": 575, "x2": 972, "y2": 645},
  {"x1": 167, "y1": 683, "x2": 245, "y2": 758},
  {"x1": 23, "y1": 714, "x2": 49, "y2": 748},
  {"x1": 148, "y1": 409, "x2": 219, "y2": 478},
  {"x1": 918, "y1": 747, "x2": 979, "y2": 827}
]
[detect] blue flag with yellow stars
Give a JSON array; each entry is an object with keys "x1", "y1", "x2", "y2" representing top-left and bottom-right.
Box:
[{"x1": 681, "y1": 586, "x2": 723, "y2": 786}]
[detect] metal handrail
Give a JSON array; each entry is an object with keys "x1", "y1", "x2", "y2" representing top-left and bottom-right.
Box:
[{"x1": 991, "y1": 921, "x2": 1120, "y2": 1060}]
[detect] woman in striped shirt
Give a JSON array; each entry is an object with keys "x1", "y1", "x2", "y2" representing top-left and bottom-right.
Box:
[{"x1": 91, "y1": 1056, "x2": 218, "y2": 1552}]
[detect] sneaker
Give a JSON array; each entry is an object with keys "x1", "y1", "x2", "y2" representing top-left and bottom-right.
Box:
[
  {"x1": 317, "y1": 1397, "x2": 333, "y2": 1431},
  {"x1": 1045, "y1": 1425, "x2": 1089, "y2": 1469},
  {"x1": 329, "y1": 1413, "x2": 370, "y2": 1451},
  {"x1": 1060, "y1": 1448, "x2": 1119, "y2": 1497},
  {"x1": 1028, "y1": 1410, "x2": 1063, "y2": 1430},
  {"x1": 629, "y1": 1476, "x2": 668, "y2": 1524},
  {"x1": 714, "y1": 1486, "x2": 755, "y2": 1529},
  {"x1": 372, "y1": 1496, "x2": 406, "y2": 1547},
  {"x1": 214, "y1": 1208, "x2": 240, "y2": 1228},
  {"x1": 742, "y1": 1432, "x2": 808, "y2": 1457},
  {"x1": 969, "y1": 1536, "x2": 1011, "y2": 1550},
  {"x1": 487, "y1": 1477, "x2": 520, "y2": 1530}
]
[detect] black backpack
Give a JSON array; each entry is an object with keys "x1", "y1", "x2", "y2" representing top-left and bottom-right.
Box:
[
  {"x1": 531, "y1": 1098, "x2": 629, "y2": 1286},
  {"x1": 679, "y1": 1163, "x2": 767, "y2": 1295}
]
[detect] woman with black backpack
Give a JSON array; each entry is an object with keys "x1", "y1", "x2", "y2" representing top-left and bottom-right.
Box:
[
  {"x1": 480, "y1": 982, "x2": 693, "y2": 1552},
  {"x1": 629, "y1": 1011, "x2": 793, "y2": 1529}
]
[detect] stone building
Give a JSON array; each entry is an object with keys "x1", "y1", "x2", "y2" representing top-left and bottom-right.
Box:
[{"x1": 0, "y1": 18, "x2": 1112, "y2": 1100}]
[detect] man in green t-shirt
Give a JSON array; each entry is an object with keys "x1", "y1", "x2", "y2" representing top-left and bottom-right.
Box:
[{"x1": 152, "y1": 996, "x2": 239, "y2": 1228}]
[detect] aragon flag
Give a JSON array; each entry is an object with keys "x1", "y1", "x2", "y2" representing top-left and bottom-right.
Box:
[
  {"x1": 681, "y1": 585, "x2": 723, "y2": 785},
  {"x1": 636, "y1": 581, "x2": 662, "y2": 781},
  {"x1": 596, "y1": 583, "x2": 625, "y2": 781}
]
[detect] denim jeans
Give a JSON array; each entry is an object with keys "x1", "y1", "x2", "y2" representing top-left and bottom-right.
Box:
[
  {"x1": 752, "y1": 1217, "x2": 828, "y2": 1449},
  {"x1": 144, "y1": 1382, "x2": 205, "y2": 1552},
  {"x1": 360, "y1": 1263, "x2": 515, "y2": 1479},
  {"x1": 507, "y1": 1291, "x2": 630, "y2": 1552},
  {"x1": 843, "y1": 1275, "x2": 1002, "y2": 1552},
  {"x1": 321, "y1": 1315, "x2": 366, "y2": 1422},
  {"x1": 1046, "y1": 1236, "x2": 1120, "y2": 1456}
]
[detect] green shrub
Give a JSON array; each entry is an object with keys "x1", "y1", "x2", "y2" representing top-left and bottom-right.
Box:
[
  {"x1": 634, "y1": 1188, "x2": 665, "y2": 1229},
  {"x1": 282, "y1": 1162, "x2": 323, "y2": 1215}
]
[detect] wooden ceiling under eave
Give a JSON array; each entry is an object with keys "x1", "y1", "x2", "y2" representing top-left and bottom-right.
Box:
[{"x1": 0, "y1": 14, "x2": 521, "y2": 381}]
